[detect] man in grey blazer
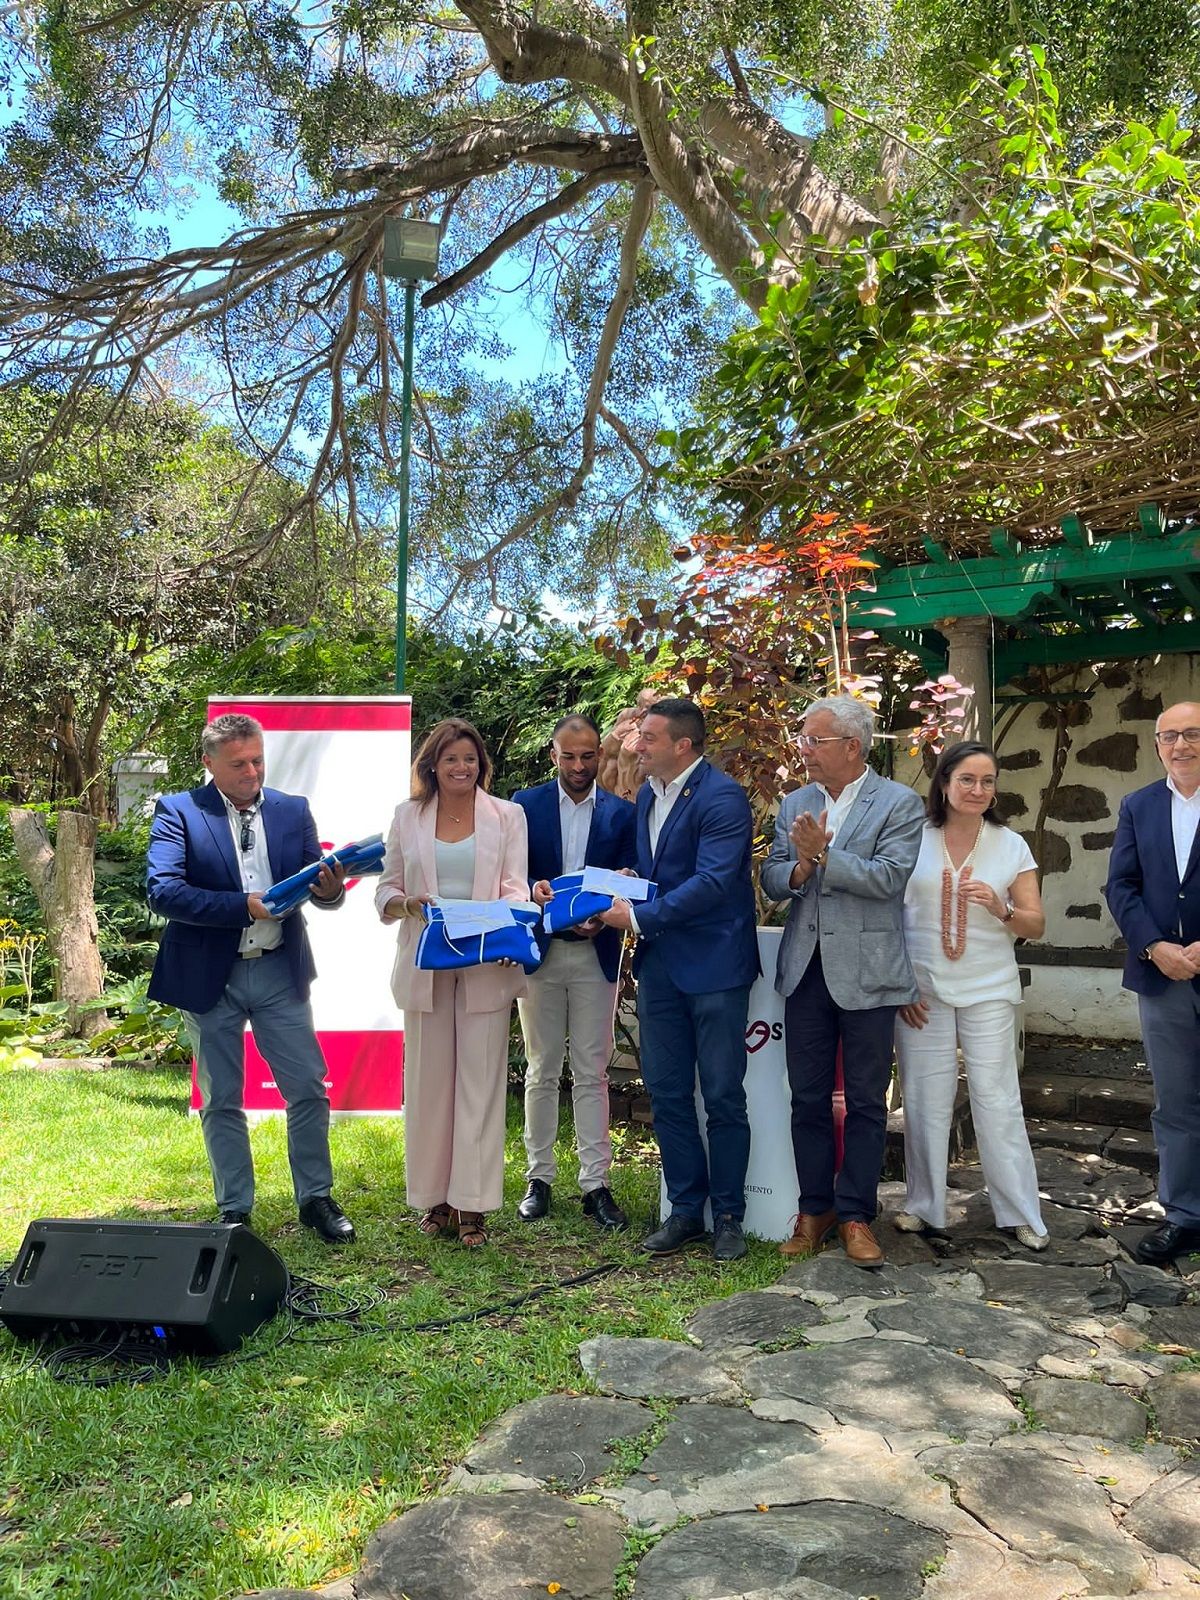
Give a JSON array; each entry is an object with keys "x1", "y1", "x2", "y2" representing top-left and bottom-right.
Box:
[{"x1": 761, "y1": 696, "x2": 925, "y2": 1267}]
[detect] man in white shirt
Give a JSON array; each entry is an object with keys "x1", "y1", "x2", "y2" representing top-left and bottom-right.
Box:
[
  {"x1": 147, "y1": 715, "x2": 355, "y2": 1242},
  {"x1": 512, "y1": 716, "x2": 637, "y2": 1229},
  {"x1": 1106, "y1": 700, "x2": 1200, "y2": 1266},
  {"x1": 761, "y1": 695, "x2": 925, "y2": 1268}
]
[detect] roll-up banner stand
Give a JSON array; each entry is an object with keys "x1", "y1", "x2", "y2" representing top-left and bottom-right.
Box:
[{"x1": 190, "y1": 696, "x2": 410, "y2": 1118}]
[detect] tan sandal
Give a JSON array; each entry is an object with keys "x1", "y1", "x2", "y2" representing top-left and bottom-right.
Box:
[
  {"x1": 417, "y1": 1204, "x2": 454, "y2": 1236},
  {"x1": 457, "y1": 1211, "x2": 488, "y2": 1248}
]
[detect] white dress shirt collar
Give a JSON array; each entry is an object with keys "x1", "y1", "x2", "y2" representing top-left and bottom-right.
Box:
[{"x1": 816, "y1": 767, "x2": 870, "y2": 842}]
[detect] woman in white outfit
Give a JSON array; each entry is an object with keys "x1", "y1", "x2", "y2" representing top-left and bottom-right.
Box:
[{"x1": 894, "y1": 740, "x2": 1049, "y2": 1250}]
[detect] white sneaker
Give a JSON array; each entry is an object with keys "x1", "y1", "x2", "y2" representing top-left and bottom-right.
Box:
[
  {"x1": 893, "y1": 1211, "x2": 928, "y2": 1233},
  {"x1": 1014, "y1": 1225, "x2": 1050, "y2": 1251}
]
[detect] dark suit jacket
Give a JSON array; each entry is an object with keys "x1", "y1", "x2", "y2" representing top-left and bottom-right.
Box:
[
  {"x1": 511, "y1": 779, "x2": 637, "y2": 982},
  {"x1": 1105, "y1": 778, "x2": 1200, "y2": 995},
  {"x1": 632, "y1": 760, "x2": 759, "y2": 994},
  {"x1": 146, "y1": 784, "x2": 323, "y2": 1013}
]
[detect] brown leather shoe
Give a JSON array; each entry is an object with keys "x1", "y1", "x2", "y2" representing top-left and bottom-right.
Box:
[
  {"x1": 779, "y1": 1208, "x2": 837, "y2": 1257},
  {"x1": 838, "y1": 1220, "x2": 885, "y2": 1269}
]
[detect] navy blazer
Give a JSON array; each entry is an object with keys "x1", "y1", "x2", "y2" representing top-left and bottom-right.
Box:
[
  {"x1": 511, "y1": 779, "x2": 637, "y2": 982},
  {"x1": 1106, "y1": 778, "x2": 1200, "y2": 995},
  {"x1": 147, "y1": 784, "x2": 323, "y2": 1014},
  {"x1": 632, "y1": 760, "x2": 760, "y2": 994}
]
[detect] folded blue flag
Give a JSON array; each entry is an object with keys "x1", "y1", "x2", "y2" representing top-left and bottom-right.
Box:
[
  {"x1": 415, "y1": 901, "x2": 543, "y2": 973},
  {"x1": 262, "y1": 835, "x2": 386, "y2": 917},
  {"x1": 541, "y1": 872, "x2": 658, "y2": 936}
]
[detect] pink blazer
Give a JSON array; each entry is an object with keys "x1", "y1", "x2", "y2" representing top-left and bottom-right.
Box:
[{"x1": 375, "y1": 789, "x2": 530, "y2": 1014}]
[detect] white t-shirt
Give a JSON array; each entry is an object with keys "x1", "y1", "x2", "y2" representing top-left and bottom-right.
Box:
[{"x1": 902, "y1": 823, "x2": 1036, "y2": 1006}]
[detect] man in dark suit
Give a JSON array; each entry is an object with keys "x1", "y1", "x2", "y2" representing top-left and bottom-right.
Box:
[
  {"x1": 1105, "y1": 699, "x2": 1200, "y2": 1266},
  {"x1": 512, "y1": 714, "x2": 637, "y2": 1230},
  {"x1": 600, "y1": 698, "x2": 759, "y2": 1261},
  {"x1": 147, "y1": 713, "x2": 355, "y2": 1242}
]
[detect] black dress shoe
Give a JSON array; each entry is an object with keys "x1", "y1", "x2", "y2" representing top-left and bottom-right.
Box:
[
  {"x1": 582, "y1": 1185, "x2": 629, "y2": 1231},
  {"x1": 219, "y1": 1210, "x2": 250, "y2": 1226},
  {"x1": 1136, "y1": 1222, "x2": 1200, "y2": 1265},
  {"x1": 712, "y1": 1215, "x2": 748, "y2": 1262},
  {"x1": 642, "y1": 1213, "x2": 707, "y2": 1255},
  {"x1": 518, "y1": 1179, "x2": 551, "y2": 1220},
  {"x1": 298, "y1": 1195, "x2": 356, "y2": 1243}
]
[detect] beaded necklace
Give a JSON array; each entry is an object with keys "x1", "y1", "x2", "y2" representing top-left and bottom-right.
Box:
[{"x1": 940, "y1": 819, "x2": 985, "y2": 961}]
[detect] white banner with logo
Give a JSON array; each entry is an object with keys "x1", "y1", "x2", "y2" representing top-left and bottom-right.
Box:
[{"x1": 191, "y1": 696, "x2": 410, "y2": 1117}]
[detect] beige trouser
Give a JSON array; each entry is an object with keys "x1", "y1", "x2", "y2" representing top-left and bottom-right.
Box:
[
  {"x1": 517, "y1": 937, "x2": 618, "y2": 1192},
  {"x1": 403, "y1": 969, "x2": 513, "y2": 1214}
]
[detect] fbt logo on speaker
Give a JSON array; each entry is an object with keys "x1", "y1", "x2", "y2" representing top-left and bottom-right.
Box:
[
  {"x1": 74, "y1": 1252, "x2": 156, "y2": 1279},
  {"x1": 745, "y1": 1019, "x2": 783, "y2": 1054}
]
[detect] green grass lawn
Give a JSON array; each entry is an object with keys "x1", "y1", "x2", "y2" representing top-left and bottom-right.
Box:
[{"x1": 0, "y1": 1064, "x2": 783, "y2": 1600}]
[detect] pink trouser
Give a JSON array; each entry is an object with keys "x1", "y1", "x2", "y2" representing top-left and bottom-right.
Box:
[{"x1": 403, "y1": 970, "x2": 513, "y2": 1214}]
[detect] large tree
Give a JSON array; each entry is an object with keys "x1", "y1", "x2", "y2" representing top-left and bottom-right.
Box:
[{"x1": 2, "y1": 0, "x2": 1196, "y2": 621}]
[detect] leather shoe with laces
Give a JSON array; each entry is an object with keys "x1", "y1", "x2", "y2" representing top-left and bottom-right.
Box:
[
  {"x1": 779, "y1": 1207, "x2": 837, "y2": 1257},
  {"x1": 642, "y1": 1213, "x2": 707, "y2": 1256},
  {"x1": 1136, "y1": 1222, "x2": 1200, "y2": 1266},
  {"x1": 582, "y1": 1185, "x2": 628, "y2": 1230},
  {"x1": 839, "y1": 1219, "x2": 885, "y2": 1268},
  {"x1": 713, "y1": 1215, "x2": 748, "y2": 1262},
  {"x1": 517, "y1": 1179, "x2": 551, "y2": 1220},
  {"x1": 219, "y1": 1210, "x2": 250, "y2": 1226},
  {"x1": 298, "y1": 1195, "x2": 355, "y2": 1243}
]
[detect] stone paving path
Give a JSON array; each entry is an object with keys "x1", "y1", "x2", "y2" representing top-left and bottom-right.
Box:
[{"x1": 247, "y1": 1145, "x2": 1200, "y2": 1600}]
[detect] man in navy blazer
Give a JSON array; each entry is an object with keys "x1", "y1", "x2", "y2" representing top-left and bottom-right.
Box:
[
  {"x1": 512, "y1": 714, "x2": 636, "y2": 1230},
  {"x1": 147, "y1": 713, "x2": 355, "y2": 1242},
  {"x1": 600, "y1": 698, "x2": 759, "y2": 1261},
  {"x1": 1105, "y1": 699, "x2": 1200, "y2": 1266}
]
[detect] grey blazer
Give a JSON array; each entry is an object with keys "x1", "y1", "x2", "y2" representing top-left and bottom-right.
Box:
[{"x1": 760, "y1": 768, "x2": 926, "y2": 1009}]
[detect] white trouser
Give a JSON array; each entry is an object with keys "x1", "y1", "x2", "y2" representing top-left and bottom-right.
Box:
[
  {"x1": 517, "y1": 937, "x2": 618, "y2": 1192},
  {"x1": 895, "y1": 995, "x2": 1044, "y2": 1231}
]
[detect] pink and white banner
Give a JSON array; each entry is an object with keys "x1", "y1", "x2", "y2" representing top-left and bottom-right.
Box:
[{"x1": 191, "y1": 696, "x2": 410, "y2": 1116}]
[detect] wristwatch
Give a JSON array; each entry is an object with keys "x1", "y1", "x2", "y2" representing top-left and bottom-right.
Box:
[
  {"x1": 1001, "y1": 901, "x2": 1015, "y2": 922},
  {"x1": 811, "y1": 847, "x2": 829, "y2": 867}
]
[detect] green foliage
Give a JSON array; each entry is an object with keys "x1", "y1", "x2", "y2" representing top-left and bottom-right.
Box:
[
  {"x1": 0, "y1": 386, "x2": 389, "y2": 810},
  {"x1": 668, "y1": 62, "x2": 1200, "y2": 550},
  {"x1": 152, "y1": 618, "x2": 651, "y2": 797}
]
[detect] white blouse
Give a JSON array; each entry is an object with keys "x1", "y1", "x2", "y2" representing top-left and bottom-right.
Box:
[
  {"x1": 902, "y1": 822, "x2": 1036, "y2": 1007},
  {"x1": 434, "y1": 836, "x2": 477, "y2": 901}
]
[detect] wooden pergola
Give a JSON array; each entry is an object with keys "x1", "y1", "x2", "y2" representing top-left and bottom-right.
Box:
[{"x1": 847, "y1": 505, "x2": 1200, "y2": 728}]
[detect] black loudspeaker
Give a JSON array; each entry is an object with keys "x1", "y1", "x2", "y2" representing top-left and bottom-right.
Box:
[{"x1": 1, "y1": 1218, "x2": 288, "y2": 1355}]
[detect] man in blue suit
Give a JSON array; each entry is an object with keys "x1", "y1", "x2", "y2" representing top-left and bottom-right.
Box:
[
  {"x1": 1105, "y1": 699, "x2": 1200, "y2": 1266},
  {"x1": 512, "y1": 714, "x2": 636, "y2": 1230},
  {"x1": 600, "y1": 699, "x2": 759, "y2": 1261},
  {"x1": 147, "y1": 713, "x2": 355, "y2": 1242}
]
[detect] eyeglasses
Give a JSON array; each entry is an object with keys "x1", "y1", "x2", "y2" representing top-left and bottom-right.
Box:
[
  {"x1": 951, "y1": 774, "x2": 997, "y2": 791},
  {"x1": 798, "y1": 734, "x2": 851, "y2": 749},
  {"x1": 1154, "y1": 728, "x2": 1200, "y2": 747},
  {"x1": 239, "y1": 813, "x2": 255, "y2": 851}
]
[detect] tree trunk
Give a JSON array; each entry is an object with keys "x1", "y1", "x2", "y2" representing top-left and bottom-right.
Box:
[{"x1": 7, "y1": 808, "x2": 108, "y2": 1037}]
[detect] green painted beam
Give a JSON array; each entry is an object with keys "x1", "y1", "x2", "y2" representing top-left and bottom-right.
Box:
[
  {"x1": 1049, "y1": 584, "x2": 1095, "y2": 630},
  {"x1": 847, "y1": 525, "x2": 1200, "y2": 631},
  {"x1": 990, "y1": 526, "x2": 1021, "y2": 558},
  {"x1": 1118, "y1": 581, "x2": 1160, "y2": 629},
  {"x1": 1138, "y1": 502, "x2": 1167, "y2": 539},
  {"x1": 995, "y1": 621, "x2": 1200, "y2": 677},
  {"x1": 1060, "y1": 514, "x2": 1093, "y2": 549},
  {"x1": 1174, "y1": 571, "x2": 1200, "y2": 607}
]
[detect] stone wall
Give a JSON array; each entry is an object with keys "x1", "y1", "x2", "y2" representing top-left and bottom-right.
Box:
[{"x1": 894, "y1": 652, "x2": 1200, "y2": 1041}]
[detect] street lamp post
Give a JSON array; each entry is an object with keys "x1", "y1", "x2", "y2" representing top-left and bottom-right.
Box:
[{"x1": 380, "y1": 216, "x2": 441, "y2": 693}]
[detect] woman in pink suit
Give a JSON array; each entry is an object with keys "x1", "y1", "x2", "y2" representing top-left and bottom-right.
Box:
[{"x1": 377, "y1": 718, "x2": 529, "y2": 1247}]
